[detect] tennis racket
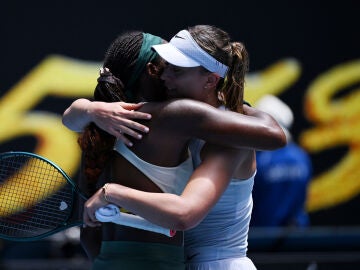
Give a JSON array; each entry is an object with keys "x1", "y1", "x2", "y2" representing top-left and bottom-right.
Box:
[{"x1": 0, "y1": 151, "x2": 175, "y2": 241}]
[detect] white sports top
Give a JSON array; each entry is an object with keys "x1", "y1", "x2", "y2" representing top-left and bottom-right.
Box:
[
  {"x1": 185, "y1": 138, "x2": 255, "y2": 263},
  {"x1": 113, "y1": 140, "x2": 193, "y2": 195}
]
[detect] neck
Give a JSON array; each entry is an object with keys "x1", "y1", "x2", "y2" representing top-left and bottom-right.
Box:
[{"x1": 205, "y1": 92, "x2": 222, "y2": 108}]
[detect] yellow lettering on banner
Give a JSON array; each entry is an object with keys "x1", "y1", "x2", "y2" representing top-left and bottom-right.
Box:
[
  {"x1": 2, "y1": 54, "x2": 360, "y2": 214},
  {"x1": 0, "y1": 55, "x2": 100, "y2": 211},
  {"x1": 300, "y1": 60, "x2": 360, "y2": 212},
  {"x1": 0, "y1": 55, "x2": 98, "y2": 117},
  {"x1": 244, "y1": 58, "x2": 301, "y2": 103}
]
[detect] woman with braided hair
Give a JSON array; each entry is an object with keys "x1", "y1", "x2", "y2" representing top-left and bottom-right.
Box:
[{"x1": 63, "y1": 26, "x2": 285, "y2": 269}]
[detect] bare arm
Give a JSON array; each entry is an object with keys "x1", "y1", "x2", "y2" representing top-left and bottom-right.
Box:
[
  {"x1": 83, "y1": 144, "x2": 244, "y2": 230},
  {"x1": 62, "y1": 98, "x2": 151, "y2": 146},
  {"x1": 158, "y1": 99, "x2": 286, "y2": 150},
  {"x1": 62, "y1": 99, "x2": 286, "y2": 150}
]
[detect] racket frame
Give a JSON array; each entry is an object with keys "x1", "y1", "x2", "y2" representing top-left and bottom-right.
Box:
[{"x1": 0, "y1": 151, "x2": 87, "y2": 241}]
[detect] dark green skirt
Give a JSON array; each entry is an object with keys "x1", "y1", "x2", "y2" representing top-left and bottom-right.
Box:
[{"x1": 92, "y1": 241, "x2": 185, "y2": 270}]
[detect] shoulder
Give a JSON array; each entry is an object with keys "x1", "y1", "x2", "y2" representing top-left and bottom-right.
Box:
[
  {"x1": 161, "y1": 99, "x2": 214, "y2": 113},
  {"x1": 135, "y1": 99, "x2": 211, "y2": 139},
  {"x1": 141, "y1": 99, "x2": 216, "y2": 120}
]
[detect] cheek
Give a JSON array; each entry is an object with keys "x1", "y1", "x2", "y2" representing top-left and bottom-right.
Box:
[
  {"x1": 180, "y1": 75, "x2": 204, "y2": 90},
  {"x1": 175, "y1": 79, "x2": 196, "y2": 96},
  {"x1": 170, "y1": 72, "x2": 207, "y2": 99},
  {"x1": 178, "y1": 85, "x2": 204, "y2": 100}
]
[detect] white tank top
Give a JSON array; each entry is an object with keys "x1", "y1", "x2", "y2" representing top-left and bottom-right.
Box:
[
  {"x1": 113, "y1": 140, "x2": 193, "y2": 195},
  {"x1": 185, "y1": 138, "x2": 255, "y2": 262}
]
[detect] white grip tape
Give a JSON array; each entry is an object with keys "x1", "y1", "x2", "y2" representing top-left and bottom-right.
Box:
[{"x1": 95, "y1": 204, "x2": 176, "y2": 237}]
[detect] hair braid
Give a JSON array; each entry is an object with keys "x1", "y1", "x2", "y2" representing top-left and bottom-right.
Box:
[{"x1": 78, "y1": 31, "x2": 143, "y2": 195}]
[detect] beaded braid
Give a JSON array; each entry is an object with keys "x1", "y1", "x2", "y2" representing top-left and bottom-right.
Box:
[
  {"x1": 78, "y1": 31, "x2": 143, "y2": 195},
  {"x1": 188, "y1": 25, "x2": 249, "y2": 113}
]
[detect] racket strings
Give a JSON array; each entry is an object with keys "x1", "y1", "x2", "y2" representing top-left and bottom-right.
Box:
[{"x1": 0, "y1": 155, "x2": 75, "y2": 238}]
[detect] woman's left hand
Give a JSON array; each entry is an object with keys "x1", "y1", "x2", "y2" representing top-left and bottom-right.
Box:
[{"x1": 88, "y1": 101, "x2": 151, "y2": 147}]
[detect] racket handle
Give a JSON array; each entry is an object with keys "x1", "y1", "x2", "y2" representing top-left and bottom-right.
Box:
[{"x1": 95, "y1": 204, "x2": 176, "y2": 237}]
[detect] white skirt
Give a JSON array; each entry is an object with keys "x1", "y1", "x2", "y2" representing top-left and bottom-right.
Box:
[{"x1": 186, "y1": 257, "x2": 257, "y2": 270}]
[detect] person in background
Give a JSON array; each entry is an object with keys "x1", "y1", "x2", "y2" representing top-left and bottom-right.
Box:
[{"x1": 251, "y1": 94, "x2": 312, "y2": 227}]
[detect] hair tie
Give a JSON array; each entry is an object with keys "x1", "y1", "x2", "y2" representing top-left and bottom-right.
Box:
[{"x1": 97, "y1": 67, "x2": 125, "y2": 89}]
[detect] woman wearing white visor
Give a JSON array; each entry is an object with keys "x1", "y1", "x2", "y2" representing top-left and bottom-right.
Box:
[
  {"x1": 152, "y1": 25, "x2": 259, "y2": 270},
  {"x1": 65, "y1": 25, "x2": 282, "y2": 269}
]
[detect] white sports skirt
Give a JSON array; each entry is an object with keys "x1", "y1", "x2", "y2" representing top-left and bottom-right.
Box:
[{"x1": 186, "y1": 257, "x2": 257, "y2": 270}]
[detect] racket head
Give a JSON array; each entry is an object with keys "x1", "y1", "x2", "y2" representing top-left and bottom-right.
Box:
[{"x1": 0, "y1": 151, "x2": 83, "y2": 241}]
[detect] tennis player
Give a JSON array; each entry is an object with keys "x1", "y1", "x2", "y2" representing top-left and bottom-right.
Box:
[{"x1": 63, "y1": 26, "x2": 285, "y2": 269}]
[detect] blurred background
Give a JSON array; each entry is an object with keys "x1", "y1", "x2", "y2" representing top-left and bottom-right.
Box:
[{"x1": 1, "y1": 0, "x2": 359, "y2": 269}]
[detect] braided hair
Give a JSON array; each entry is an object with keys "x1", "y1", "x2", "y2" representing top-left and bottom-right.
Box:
[{"x1": 78, "y1": 31, "x2": 144, "y2": 195}]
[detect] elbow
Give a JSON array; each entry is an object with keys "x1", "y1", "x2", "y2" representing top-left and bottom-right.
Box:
[
  {"x1": 267, "y1": 126, "x2": 287, "y2": 150},
  {"x1": 62, "y1": 108, "x2": 86, "y2": 132},
  {"x1": 62, "y1": 103, "x2": 77, "y2": 130},
  {"x1": 62, "y1": 113, "x2": 80, "y2": 132},
  {"x1": 173, "y1": 219, "x2": 198, "y2": 231},
  {"x1": 62, "y1": 110, "x2": 71, "y2": 128},
  {"x1": 62, "y1": 112, "x2": 72, "y2": 130},
  {"x1": 277, "y1": 127, "x2": 288, "y2": 148},
  {"x1": 62, "y1": 98, "x2": 90, "y2": 132},
  {"x1": 171, "y1": 207, "x2": 201, "y2": 231},
  {"x1": 174, "y1": 221, "x2": 197, "y2": 231},
  {"x1": 256, "y1": 124, "x2": 287, "y2": 150}
]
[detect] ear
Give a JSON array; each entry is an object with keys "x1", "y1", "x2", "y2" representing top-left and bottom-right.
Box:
[
  {"x1": 146, "y1": 62, "x2": 160, "y2": 78},
  {"x1": 204, "y1": 73, "x2": 221, "y2": 89}
]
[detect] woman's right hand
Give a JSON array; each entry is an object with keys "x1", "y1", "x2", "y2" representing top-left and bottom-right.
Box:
[{"x1": 83, "y1": 186, "x2": 108, "y2": 227}]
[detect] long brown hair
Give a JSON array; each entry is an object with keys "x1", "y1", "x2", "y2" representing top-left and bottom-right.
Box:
[{"x1": 189, "y1": 25, "x2": 249, "y2": 113}]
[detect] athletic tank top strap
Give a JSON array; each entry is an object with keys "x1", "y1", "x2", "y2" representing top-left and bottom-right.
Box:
[{"x1": 114, "y1": 140, "x2": 193, "y2": 195}]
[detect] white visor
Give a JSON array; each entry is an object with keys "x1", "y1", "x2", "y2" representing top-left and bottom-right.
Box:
[{"x1": 152, "y1": 30, "x2": 229, "y2": 78}]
